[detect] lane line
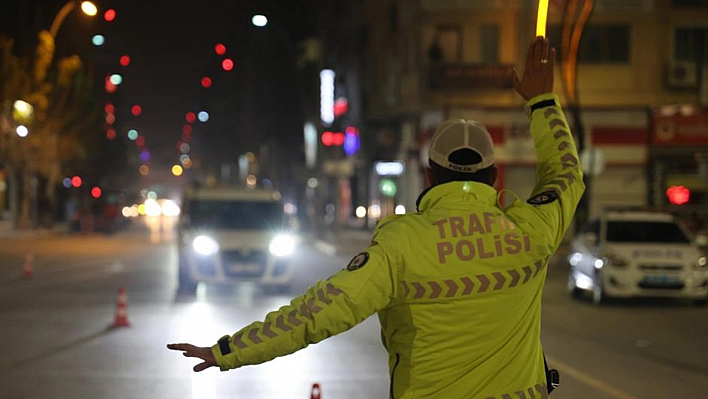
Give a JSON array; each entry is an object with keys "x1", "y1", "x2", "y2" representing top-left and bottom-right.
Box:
[{"x1": 546, "y1": 355, "x2": 642, "y2": 399}]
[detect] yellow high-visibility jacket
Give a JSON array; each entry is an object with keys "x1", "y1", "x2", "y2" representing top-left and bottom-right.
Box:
[{"x1": 212, "y1": 93, "x2": 584, "y2": 399}]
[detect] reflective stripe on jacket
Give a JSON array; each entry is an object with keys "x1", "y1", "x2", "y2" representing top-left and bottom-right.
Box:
[{"x1": 212, "y1": 93, "x2": 584, "y2": 399}]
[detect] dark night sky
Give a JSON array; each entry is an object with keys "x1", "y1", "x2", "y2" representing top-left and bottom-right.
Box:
[{"x1": 1, "y1": 0, "x2": 315, "y2": 181}]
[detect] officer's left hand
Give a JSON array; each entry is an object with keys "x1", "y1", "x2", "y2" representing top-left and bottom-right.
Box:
[{"x1": 167, "y1": 343, "x2": 217, "y2": 372}]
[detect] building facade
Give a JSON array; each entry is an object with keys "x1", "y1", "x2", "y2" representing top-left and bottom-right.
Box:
[{"x1": 316, "y1": 0, "x2": 708, "y2": 227}]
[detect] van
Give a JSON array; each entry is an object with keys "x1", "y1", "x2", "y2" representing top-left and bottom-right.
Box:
[{"x1": 176, "y1": 185, "x2": 295, "y2": 294}]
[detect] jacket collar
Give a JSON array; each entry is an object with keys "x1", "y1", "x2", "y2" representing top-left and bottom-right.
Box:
[{"x1": 416, "y1": 181, "x2": 498, "y2": 212}]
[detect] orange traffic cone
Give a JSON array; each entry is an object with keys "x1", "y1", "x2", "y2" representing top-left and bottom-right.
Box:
[
  {"x1": 111, "y1": 287, "x2": 131, "y2": 328},
  {"x1": 310, "y1": 383, "x2": 322, "y2": 399},
  {"x1": 21, "y1": 251, "x2": 34, "y2": 279}
]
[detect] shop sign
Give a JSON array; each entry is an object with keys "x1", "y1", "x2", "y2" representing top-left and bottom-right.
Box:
[
  {"x1": 653, "y1": 114, "x2": 708, "y2": 146},
  {"x1": 429, "y1": 64, "x2": 515, "y2": 90}
]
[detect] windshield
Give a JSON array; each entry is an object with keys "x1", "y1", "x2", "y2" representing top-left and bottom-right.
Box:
[
  {"x1": 186, "y1": 200, "x2": 283, "y2": 230},
  {"x1": 606, "y1": 221, "x2": 691, "y2": 243}
]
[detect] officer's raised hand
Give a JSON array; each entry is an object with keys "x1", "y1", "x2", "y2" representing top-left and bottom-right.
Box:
[{"x1": 513, "y1": 36, "x2": 555, "y2": 101}]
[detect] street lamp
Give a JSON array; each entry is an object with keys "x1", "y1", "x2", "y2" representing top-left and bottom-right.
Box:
[
  {"x1": 252, "y1": 15, "x2": 268, "y2": 28},
  {"x1": 12, "y1": 100, "x2": 34, "y2": 124},
  {"x1": 50, "y1": 1, "x2": 98, "y2": 38},
  {"x1": 16, "y1": 125, "x2": 29, "y2": 138}
]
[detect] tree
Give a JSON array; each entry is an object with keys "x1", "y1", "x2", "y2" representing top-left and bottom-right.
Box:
[{"x1": 0, "y1": 32, "x2": 103, "y2": 228}]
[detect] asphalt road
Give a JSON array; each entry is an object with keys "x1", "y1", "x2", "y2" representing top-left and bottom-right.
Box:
[{"x1": 0, "y1": 219, "x2": 707, "y2": 399}]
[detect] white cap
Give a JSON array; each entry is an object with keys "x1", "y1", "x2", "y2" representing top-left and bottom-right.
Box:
[{"x1": 428, "y1": 119, "x2": 495, "y2": 173}]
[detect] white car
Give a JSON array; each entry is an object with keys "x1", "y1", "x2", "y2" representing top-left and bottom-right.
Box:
[
  {"x1": 568, "y1": 210, "x2": 708, "y2": 306},
  {"x1": 177, "y1": 186, "x2": 296, "y2": 295}
]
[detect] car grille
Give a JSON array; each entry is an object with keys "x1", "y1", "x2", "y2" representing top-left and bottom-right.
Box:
[
  {"x1": 221, "y1": 250, "x2": 267, "y2": 278},
  {"x1": 195, "y1": 256, "x2": 217, "y2": 276},
  {"x1": 639, "y1": 264, "x2": 683, "y2": 271},
  {"x1": 638, "y1": 281, "x2": 685, "y2": 290}
]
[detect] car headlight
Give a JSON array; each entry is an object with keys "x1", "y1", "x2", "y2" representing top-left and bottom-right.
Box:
[
  {"x1": 269, "y1": 234, "x2": 295, "y2": 257},
  {"x1": 601, "y1": 252, "x2": 629, "y2": 268},
  {"x1": 192, "y1": 235, "x2": 219, "y2": 256},
  {"x1": 695, "y1": 256, "x2": 707, "y2": 270}
]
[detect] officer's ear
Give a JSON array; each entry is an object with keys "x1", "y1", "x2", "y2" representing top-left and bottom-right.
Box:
[
  {"x1": 490, "y1": 166, "x2": 498, "y2": 186},
  {"x1": 425, "y1": 167, "x2": 436, "y2": 187}
]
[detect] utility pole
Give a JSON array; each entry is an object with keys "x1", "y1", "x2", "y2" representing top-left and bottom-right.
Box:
[{"x1": 560, "y1": 0, "x2": 595, "y2": 230}]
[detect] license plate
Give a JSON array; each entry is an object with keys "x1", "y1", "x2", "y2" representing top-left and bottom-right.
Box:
[
  {"x1": 229, "y1": 263, "x2": 261, "y2": 273},
  {"x1": 643, "y1": 275, "x2": 680, "y2": 285}
]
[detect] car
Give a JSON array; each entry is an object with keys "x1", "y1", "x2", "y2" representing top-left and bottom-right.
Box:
[
  {"x1": 176, "y1": 185, "x2": 296, "y2": 295},
  {"x1": 567, "y1": 209, "x2": 708, "y2": 306}
]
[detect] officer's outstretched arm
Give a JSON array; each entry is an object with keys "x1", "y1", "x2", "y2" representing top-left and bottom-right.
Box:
[{"x1": 209, "y1": 240, "x2": 398, "y2": 371}]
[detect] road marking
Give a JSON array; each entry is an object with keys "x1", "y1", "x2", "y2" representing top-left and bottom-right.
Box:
[{"x1": 546, "y1": 355, "x2": 642, "y2": 399}]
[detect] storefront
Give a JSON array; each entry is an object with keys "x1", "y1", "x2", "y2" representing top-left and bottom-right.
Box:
[{"x1": 649, "y1": 106, "x2": 708, "y2": 216}]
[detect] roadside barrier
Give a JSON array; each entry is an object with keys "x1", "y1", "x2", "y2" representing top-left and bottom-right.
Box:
[
  {"x1": 310, "y1": 383, "x2": 322, "y2": 399},
  {"x1": 21, "y1": 250, "x2": 34, "y2": 279},
  {"x1": 111, "y1": 287, "x2": 131, "y2": 328}
]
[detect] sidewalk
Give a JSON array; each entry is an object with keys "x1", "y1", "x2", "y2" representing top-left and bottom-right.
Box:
[{"x1": 0, "y1": 221, "x2": 68, "y2": 239}]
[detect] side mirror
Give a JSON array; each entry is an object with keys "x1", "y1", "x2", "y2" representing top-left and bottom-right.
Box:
[{"x1": 583, "y1": 232, "x2": 598, "y2": 246}]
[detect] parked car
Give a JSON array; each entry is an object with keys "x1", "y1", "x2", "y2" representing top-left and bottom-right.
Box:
[
  {"x1": 176, "y1": 185, "x2": 296, "y2": 295},
  {"x1": 568, "y1": 210, "x2": 708, "y2": 306}
]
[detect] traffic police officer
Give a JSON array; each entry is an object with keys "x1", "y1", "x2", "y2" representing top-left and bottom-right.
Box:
[{"x1": 169, "y1": 36, "x2": 584, "y2": 399}]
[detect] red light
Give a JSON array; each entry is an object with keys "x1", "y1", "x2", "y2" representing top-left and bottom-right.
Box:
[
  {"x1": 105, "y1": 76, "x2": 117, "y2": 93},
  {"x1": 182, "y1": 131, "x2": 192, "y2": 142},
  {"x1": 91, "y1": 187, "x2": 102, "y2": 198},
  {"x1": 215, "y1": 43, "x2": 226, "y2": 55},
  {"x1": 182, "y1": 124, "x2": 193, "y2": 135},
  {"x1": 104, "y1": 103, "x2": 115, "y2": 114},
  {"x1": 106, "y1": 128, "x2": 116, "y2": 140},
  {"x1": 667, "y1": 185, "x2": 690, "y2": 205},
  {"x1": 120, "y1": 55, "x2": 131, "y2": 67},
  {"x1": 104, "y1": 9, "x2": 116, "y2": 22},
  {"x1": 71, "y1": 176, "x2": 82, "y2": 188},
  {"x1": 322, "y1": 131, "x2": 333, "y2": 146},
  {"x1": 105, "y1": 113, "x2": 116, "y2": 124},
  {"x1": 136, "y1": 136, "x2": 145, "y2": 147},
  {"x1": 222, "y1": 58, "x2": 234, "y2": 71},
  {"x1": 131, "y1": 105, "x2": 142, "y2": 116},
  {"x1": 333, "y1": 98, "x2": 348, "y2": 117},
  {"x1": 333, "y1": 132, "x2": 345, "y2": 146},
  {"x1": 201, "y1": 76, "x2": 212, "y2": 88},
  {"x1": 185, "y1": 112, "x2": 196, "y2": 124}
]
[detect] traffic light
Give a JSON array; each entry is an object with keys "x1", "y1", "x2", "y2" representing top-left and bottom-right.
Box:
[
  {"x1": 131, "y1": 105, "x2": 142, "y2": 116},
  {"x1": 91, "y1": 187, "x2": 102, "y2": 199},
  {"x1": 201, "y1": 76, "x2": 212, "y2": 88},
  {"x1": 666, "y1": 185, "x2": 690, "y2": 205},
  {"x1": 120, "y1": 55, "x2": 130, "y2": 66},
  {"x1": 215, "y1": 43, "x2": 227, "y2": 55}
]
